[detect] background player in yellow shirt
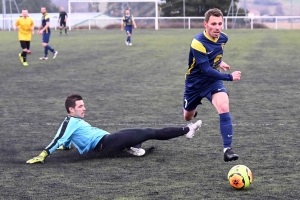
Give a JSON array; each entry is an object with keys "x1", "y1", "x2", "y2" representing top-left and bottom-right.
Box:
[{"x1": 14, "y1": 9, "x2": 34, "y2": 66}]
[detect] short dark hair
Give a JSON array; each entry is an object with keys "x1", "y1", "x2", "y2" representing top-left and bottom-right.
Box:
[
  {"x1": 204, "y1": 8, "x2": 223, "y2": 22},
  {"x1": 65, "y1": 94, "x2": 83, "y2": 113}
]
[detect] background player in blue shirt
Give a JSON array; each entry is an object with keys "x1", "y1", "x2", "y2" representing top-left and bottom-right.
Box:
[
  {"x1": 26, "y1": 94, "x2": 202, "y2": 164},
  {"x1": 121, "y1": 9, "x2": 137, "y2": 46},
  {"x1": 58, "y1": 7, "x2": 68, "y2": 35},
  {"x1": 183, "y1": 8, "x2": 242, "y2": 162},
  {"x1": 38, "y1": 7, "x2": 58, "y2": 60}
]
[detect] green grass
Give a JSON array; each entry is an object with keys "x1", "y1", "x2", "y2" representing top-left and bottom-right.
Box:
[{"x1": 0, "y1": 29, "x2": 300, "y2": 199}]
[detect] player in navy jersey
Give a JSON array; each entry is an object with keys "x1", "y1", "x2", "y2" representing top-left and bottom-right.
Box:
[
  {"x1": 38, "y1": 7, "x2": 58, "y2": 60},
  {"x1": 183, "y1": 8, "x2": 242, "y2": 162},
  {"x1": 121, "y1": 9, "x2": 137, "y2": 46},
  {"x1": 58, "y1": 7, "x2": 68, "y2": 35},
  {"x1": 26, "y1": 94, "x2": 202, "y2": 164}
]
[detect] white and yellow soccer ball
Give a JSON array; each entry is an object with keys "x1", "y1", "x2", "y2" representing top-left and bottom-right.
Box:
[{"x1": 228, "y1": 165, "x2": 253, "y2": 189}]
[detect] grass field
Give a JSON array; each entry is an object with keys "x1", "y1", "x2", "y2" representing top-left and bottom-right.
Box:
[{"x1": 0, "y1": 28, "x2": 300, "y2": 200}]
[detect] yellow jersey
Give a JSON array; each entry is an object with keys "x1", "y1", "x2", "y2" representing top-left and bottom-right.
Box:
[{"x1": 15, "y1": 16, "x2": 34, "y2": 41}]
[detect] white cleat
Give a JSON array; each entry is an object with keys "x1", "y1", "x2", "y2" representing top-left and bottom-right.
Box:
[
  {"x1": 53, "y1": 51, "x2": 58, "y2": 59},
  {"x1": 128, "y1": 43, "x2": 132, "y2": 46},
  {"x1": 39, "y1": 57, "x2": 48, "y2": 60},
  {"x1": 124, "y1": 147, "x2": 146, "y2": 156},
  {"x1": 125, "y1": 41, "x2": 129, "y2": 46},
  {"x1": 186, "y1": 120, "x2": 202, "y2": 139}
]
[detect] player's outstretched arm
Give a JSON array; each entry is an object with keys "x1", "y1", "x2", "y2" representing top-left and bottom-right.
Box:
[
  {"x1": 231, "y1": 71, "x2": 242, "y2": 81},
  {"x1": 26, "y1": 150, "x2": 48, "y2": 164},
  {"x1": 121, "y1": 22, "x2": 124, "y2": 30}
]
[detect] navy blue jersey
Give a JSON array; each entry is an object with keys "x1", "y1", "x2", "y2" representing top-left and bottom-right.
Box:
[
  {"x1": 45, "y1": 116, "x2": 110, "y2": 155},
  {"x1": 185, "y1": 31, "x2": 232, "y2": 90},
  {"x1": 123, "y1": 15, "x2": 134, "y2": 27},
  {"x1": 41, "y1": 13, "x2": 50, "y2": 33}
]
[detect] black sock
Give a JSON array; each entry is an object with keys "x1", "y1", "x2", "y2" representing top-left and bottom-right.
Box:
[
  {"x1": 21, "y1": 51, "x2": 27, "y2": 62},
  {"x1": 60, "y1": 29, "x2": 62, "y2": 34},
  {"x1": 65, "y1": 28, "x2": 67, "y2": 34}
]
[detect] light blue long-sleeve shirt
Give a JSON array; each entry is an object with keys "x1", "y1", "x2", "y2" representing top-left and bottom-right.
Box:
[{"x1": 45, "y1": 116, "x2": 110, "y2": 154}]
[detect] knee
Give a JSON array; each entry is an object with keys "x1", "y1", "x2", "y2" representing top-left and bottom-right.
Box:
[
  {"x1": 183, "y1": 114, "x2": 193, "y2": 121},
  {"x1": 218, "y1": 103, "x2": 229, "y2": 113},
  {"x1": 184, "y1": 116, "x2": 193, "y2": 121},
  {"x1": 42, "y1": 43, "x2": 47, "y2": 47}
]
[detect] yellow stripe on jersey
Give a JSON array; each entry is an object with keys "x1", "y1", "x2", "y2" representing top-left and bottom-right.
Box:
[
  {"x1": 203, "y1": 30, "x2": 219, "y2": 43},
  {"x1": 185, "y1": 58, "x2": 196, "y2": 78},
  {"x1": 191, "y1": 39, "x2": 206, "y2": 54},
  {"x1": 45, "y1": 14, "x2": 50, "y2": 20}
]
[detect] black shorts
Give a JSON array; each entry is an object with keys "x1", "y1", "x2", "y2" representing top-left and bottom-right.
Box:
[
  {"x1": 20, "y1": 41, "x2": 30, "y2": 49},
  {"x1": 60, "y1": 21, "x2": 66, "y2": 27}
]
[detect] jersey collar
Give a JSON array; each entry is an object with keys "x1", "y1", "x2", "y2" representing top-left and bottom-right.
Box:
[{"x1": 203, "y1": 30, "x2": 219, "y2": 43}]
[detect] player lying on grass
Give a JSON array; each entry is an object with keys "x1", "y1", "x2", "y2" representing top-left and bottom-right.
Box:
[{"x1": 26, "y1": 94, "x2": 202, "y2": 164}]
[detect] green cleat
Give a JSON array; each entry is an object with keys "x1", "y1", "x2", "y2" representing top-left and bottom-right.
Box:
[
  {"x1": 18, "y1": 53, "x2": 23, "y2": 63},
  {"x1": 23, "y1": 62, "x2": 29, "y2": 66}
]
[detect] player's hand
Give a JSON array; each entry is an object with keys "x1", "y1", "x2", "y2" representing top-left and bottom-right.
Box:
[
  {"x1": 220, "y1": 61, "x2": 230, "y2": 71},
  {"x1": 26, "y1": 150, "x2": 48, "y2": 164},
  {"x1": 231, "y1": 71, "x2": 241, "y2": 81},
  {"x1": 134, "y1": 25, "x2": 137, "y2": 29},
  {"x1": 38, "y1": 30, "x2": 43, "y2": 34},
  {"x1": 57, "y1": 145, "x2": 71, "y2": 150}
]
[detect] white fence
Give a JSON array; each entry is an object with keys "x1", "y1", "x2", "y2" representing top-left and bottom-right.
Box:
[{"x1": 2, "y1": 15, "x2": 300, "y2": 30}]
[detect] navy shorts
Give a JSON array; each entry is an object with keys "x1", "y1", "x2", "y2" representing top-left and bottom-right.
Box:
[
  {"x1": 42, "y1": 33, "x2": 51, "y2": 43},
  {"x1": 183, "y1": 82, "x2": 228, "y2": 111},
  {"x1": 125, "y1": 27, "x2": 132, "y2": 34}
]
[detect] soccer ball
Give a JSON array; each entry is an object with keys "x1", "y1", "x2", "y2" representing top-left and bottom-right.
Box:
[{"x1": 228, "y1": 165, "x2": 253, "y2": 189}]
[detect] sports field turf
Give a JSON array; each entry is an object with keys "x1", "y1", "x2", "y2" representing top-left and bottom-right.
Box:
[{"x1": 0, "y1": 28, "x2": 299, "y2": 199}]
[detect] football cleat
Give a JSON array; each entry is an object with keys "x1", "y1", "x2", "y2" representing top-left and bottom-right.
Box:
[
  {"x1": 224, "y1": 148, "x2": 239, "y2": 162},
  {"x1": 125, "y1": 41, "x2": 129, "y2": 46},
  {"x1": 53, "y1": 51, "x2": 58, "y2": 59},
  {"x1": 186, "y1": 120, "x2": 202, "y2": 139},
  {"x1": 23, "y1": 62, "x2": 29, "y2": 66},
  {"x1": 128, "y1": 43, "x2": 132, "y2": 46},
  {"x1": 39, "y1": 57, "x2": 48, "y2": 60},
  {"x1": 124, "y1": 147, "x2": 146, "y2": 156},
  {"x1": 19, "y1": 53, "x2": 23, "y2": 63}
]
